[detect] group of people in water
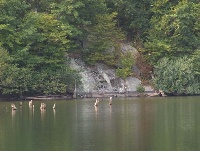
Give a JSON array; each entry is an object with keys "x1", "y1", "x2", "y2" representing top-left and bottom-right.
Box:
[
  {"x1": 10, "y1": 100, "x2": 56, "y2": 110},
  {"x1": 10, "y1": 96, "x2": 112, "y2": 111},
  {"x1": 94, "y1": 96, "x2": 113, "y2": 106}
]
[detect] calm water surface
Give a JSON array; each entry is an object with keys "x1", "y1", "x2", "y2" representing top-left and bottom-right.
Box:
[{"x1": 0, "y1": 96, "x2": 200, "y2": 151}]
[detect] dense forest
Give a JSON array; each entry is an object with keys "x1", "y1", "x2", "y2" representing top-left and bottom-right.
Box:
[{"x1": 0, "y1": 0, "x2": 199, "y2": 98}]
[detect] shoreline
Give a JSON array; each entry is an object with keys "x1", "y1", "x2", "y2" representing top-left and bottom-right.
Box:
[{"x1": 0, "y1": 91, "x2": 199, "y2": 101}]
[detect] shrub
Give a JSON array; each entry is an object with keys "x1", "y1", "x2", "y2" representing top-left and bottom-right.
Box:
[
  {"x1": 152, "y1": 57, "x2": 200, "y2": 94},
  {"x1": 136, "y1": 84, "x2": 145, "y2": 93}
]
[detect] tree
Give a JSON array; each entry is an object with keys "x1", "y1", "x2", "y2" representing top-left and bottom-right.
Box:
[
  {"x1": 144, "y1": 1, "x2": 200, "y2": 63},
  {"x1": 0, "y1": 0, "x2": 30, "y2": 52},
  {"x1": 0, "y1": 58, "x2": 32, "y2": 98},
  {"x1": 31, "y1": 67, "x2": 80, "y2": 95},
  {"x1": 152, "y1": 57, "x2": 200, "y2": 95},
  {"x1": 105, "y1": 0, "x2": 153, "y2": 42},
  {"x1": 84, "y1": 12, "x2": 125, "y2": 65},
  {"x1": 0, "y1": 0, "x2": 81, "y2": 97},
  {"x1": 50, "y1": 0, "x2": 109, "y2": 54},
  {"x1": 192, "y1": 49, "x2": 200, "y2": 80},
  {"x1": 50, "y1": 0, "x2": 85, "y2": 52},
  {"x1": 24, "y1": 0, "x2": 55, "y2": 12},
  {"x1": 16, "y1": 12, "x2": 70, "y2": 69},
  {"x1": 0, "y1": 0, "x2": 71, "y2": 70},
  {"x1": 116, "y1": 52, "x2": 135, "y2": 92},
  {"x1": 0, "y1": 47, "x2": 11, "y2": 76},
  {"x1": 116, "y1": 52, "x2": 134, "y2": 78}
]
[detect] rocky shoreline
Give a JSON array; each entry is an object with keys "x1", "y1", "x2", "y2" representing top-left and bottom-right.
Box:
[
  {"x1": 0, "y1": 91, "x2": 167, "y2": 101},
  {"x1": 1, "y1": 92, "x2": 198, "y2": 101},
  {"x1": 24, "y1": 91, "x2": 162, "y2": 100}
]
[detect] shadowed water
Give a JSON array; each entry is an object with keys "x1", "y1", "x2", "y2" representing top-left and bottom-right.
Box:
[{"x1": 0, "y1": 96, "x2": 200, "y2": 151}]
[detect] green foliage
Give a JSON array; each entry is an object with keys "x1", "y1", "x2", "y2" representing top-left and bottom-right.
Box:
[
  {"x1": 0, "y1": 47, "x2": 11, "y2": 74},
  {"x1": 0, "y1": 0, "x2": 30, "y2": 52},
  {"x1": 152, "y1": 57, "x2": 200, "y2": 94},
  {"x1": 105, "y1": 0, "x2": 153, "y2": 42},
  {"x1": 50, "y1": 0, "x2": 85, "y2": 52},
  {"x1": 50, "y1": 0, "x2": 125, "y2": 66},
  {"x1": 0, "y1": 0, "x2": 200, "y2": 96},
  {"x1": 144, "y1": 1, "x2": 200, "y2": 63},
  {"x1": 192, "y1": 49, "x2": 200, "y2": 79},
  {"x1": 24, "y1": 0, "x2": 54, "y2": 12},
  {"x1": 0, "y1": 1, "x2": 71, "y2": 69},
  {"x1": 0, "y1": 63, "x2": 80, "y2": 96},
  {"x1": 0, "y1": 0, "x2": 80, "y2": 97},
  {"x1": 135, "y1": 53, "x2": 153, "y2": 83},
  {"x1": 84, "y1": 12, "x2": 125, "y2": 65},
  {"x1": 50, "y1": 0, "x2": 109, "y2": 54},
  {"x1": 17, "y1": 12, "x2": 70, "y2": 70},
  {"x1": 0, "y1": 47, "x2": 32, "y2": 96},
  {"x1": 31, "y1": 67, "x2": 80, "y2": 95},
  {"x1": 0, "y1": 65, "x2": 32, "y2": 95},
  {"x1": 116, "y1": 52, "x2": 135, "y2": 79},
  {"x1": 136, "y1": 84, "x2": 145, "y2": 93},
  {"x1": 87, "y1": 12, "x2": 124, "y2": 50}
]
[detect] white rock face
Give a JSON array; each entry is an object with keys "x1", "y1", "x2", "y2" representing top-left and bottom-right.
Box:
[
  {"x1": 70, "y1": 58, "x2": 153, "y2": 93},
  {"x1": 121, "y1": 43, "x2": 138, "y2": 54},
  {"x1": 69, "y1": 43, "x2": 154, "y2": 93}
]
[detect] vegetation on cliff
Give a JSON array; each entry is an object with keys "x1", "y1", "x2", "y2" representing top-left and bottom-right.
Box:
[{"x1": 0, "y1": 0, "x2": 199, "y2": 97}]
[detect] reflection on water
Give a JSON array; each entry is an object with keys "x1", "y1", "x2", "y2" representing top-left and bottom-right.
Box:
[
  {"x1": 109, "y1": 105, "x2": 112, "y2": 115},
  {"x1": 151, "y1": 99, "x2": 200, "y2": 151},
  {"x1": 94, "y1": 106, "x2": 98, "y2": 117},
  {"x1": 29, "y1": 106, "x2": 33, "y2": 117},
  {"x1": 11, "y1": 109, "x2": 16, "y2": 118},
  {"x1": 40, "y1": 108, "x2": 46, "y2": 121},
  {"x1": 53, "y1": 108, "x2": 56, "y2": 118},
  {"x1": 0, "y1": 97, "x2": 200, "y2": 151}
]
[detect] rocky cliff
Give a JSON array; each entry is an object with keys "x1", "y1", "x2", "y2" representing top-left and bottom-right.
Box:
[{"x1": 70, "y1": 43, "x2": 153, "y2": 95}]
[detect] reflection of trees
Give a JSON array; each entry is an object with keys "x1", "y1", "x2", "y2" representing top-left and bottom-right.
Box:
[
  {"x1": 151, "y1": 99, "x2": 199, "y2": 151},
  {"x1": 172, "y1": 102, "x2": 197, "y2": 151},
  {"x1": 113, "y1": 99, "x2": 200, "y2": 151},
  {"x1": 137, "y1": 101, "x2": 154, "y2": 151}
]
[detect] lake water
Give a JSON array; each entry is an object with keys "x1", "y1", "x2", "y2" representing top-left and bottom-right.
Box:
[{"x1": 0, "y1": 96, "x2": 200, "y2": 151}]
